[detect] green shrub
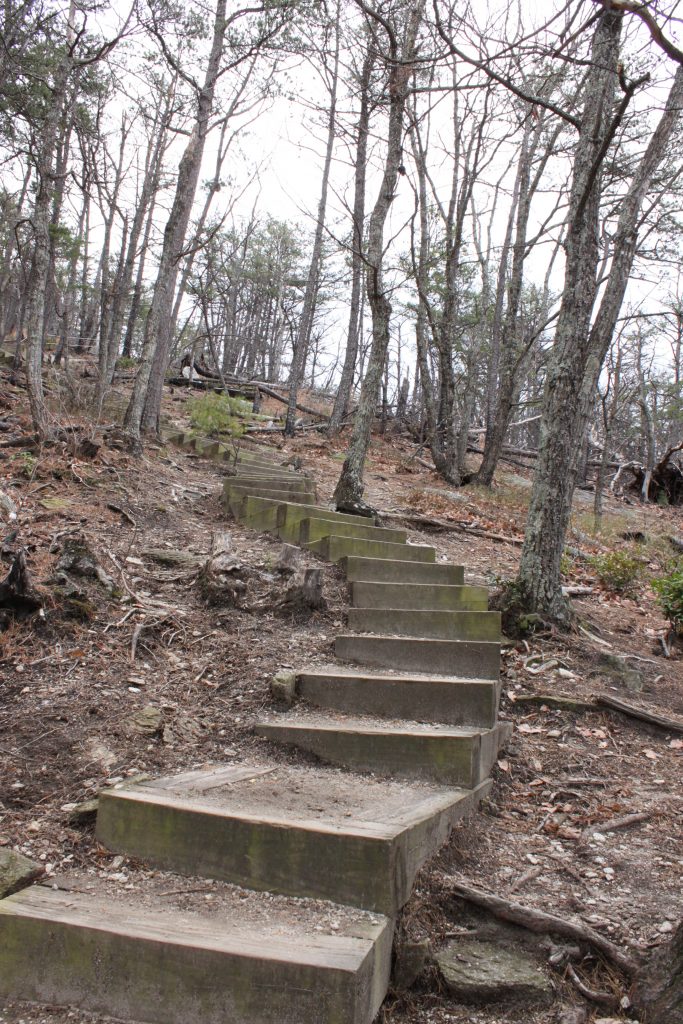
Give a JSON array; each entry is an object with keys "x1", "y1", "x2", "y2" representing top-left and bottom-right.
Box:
[
  {"x1": 188, "y1": 392, "x2": 249, "y2": 437},
  {"x1": 115, "y1": 356, "x2": 138, "y2": 370},
  {"x1": 652, "y1": 562, "x2": 683, "y2": 635},
  {"x1": 588, "y1": 550, "x2": 642, "y2": 594}
]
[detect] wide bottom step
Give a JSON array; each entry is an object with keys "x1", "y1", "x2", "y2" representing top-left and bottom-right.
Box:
[{"x1": 0, "y1": 881, "x2": 392, "y2": 1024}]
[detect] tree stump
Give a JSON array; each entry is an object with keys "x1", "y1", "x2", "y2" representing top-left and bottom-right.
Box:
[{"x1": 0, "y1": 549, "x2": 42, "y2": 626}]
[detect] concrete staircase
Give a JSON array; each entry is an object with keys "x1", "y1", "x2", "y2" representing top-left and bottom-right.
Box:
[{"x1": 0, "y1": 433, "x2": 511, "y2": 1024}]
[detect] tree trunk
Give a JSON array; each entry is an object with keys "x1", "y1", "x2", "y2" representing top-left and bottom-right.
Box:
[
  {"x1": 328, "y1": 43, "x2": 373, "y2": 435},
  {"x1": 517, "y1": 10, "x2": 623, "y2": 620}
]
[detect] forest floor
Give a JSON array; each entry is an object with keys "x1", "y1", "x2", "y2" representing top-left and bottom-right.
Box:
[{"x1": 0, "y1": 365, "x2": 682, "y2": 1024}]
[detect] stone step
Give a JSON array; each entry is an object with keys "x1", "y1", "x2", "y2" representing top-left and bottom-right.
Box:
[
  {"x1": 95, "y1": 764, "x2": 490, "y2": 916},
  {"x1": 347, "y1": 608, "x2": 501, "y2": 642},
  {"x1": 335, "y1": 634, "x2": 500, "y2": 679},
  {"x1": 299, "y1": 517, "x2": 407, "y2": 547},
  {"x1": 296, "y1": 669, "x2": 499, "y2": 727},
  {"x1": 0, "y1": 884, "x2": 391, "y2": 1024},
  {"x1": 226, "y1": 486, "x2": 317, "y2": 515},
  {"x1": 350, "y1": 581, "x2": 487, "y2": 611},
  {"x1": 255, "y1": 715, "x2": 511, "y2": 788},
  {"x1": 341, "y1": 556, "x2": 464, "y2": 585},
  {"x1": 309, "y1": 536, "x2": 435, "y2": 564}
]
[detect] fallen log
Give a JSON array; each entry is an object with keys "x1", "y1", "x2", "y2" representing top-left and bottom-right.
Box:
[
  {"x1": 448, "y1": 879, "x2": 640, "y2": 977},
  {"x1": 252, "y1": 382, "x2": 331, "y2": 420}
]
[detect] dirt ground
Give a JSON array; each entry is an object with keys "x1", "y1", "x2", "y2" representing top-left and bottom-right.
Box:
[{"x1": 1, "y1": 369, "x2": 681, "y2": 1024}]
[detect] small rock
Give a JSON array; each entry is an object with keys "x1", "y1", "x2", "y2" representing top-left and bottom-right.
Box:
[
  {"x1": 66, "y1": 798, "x2": 99, "y2": 827},
  {"x1": 271, "y1": 670, "x2": 297, "y2": 706},
  {"x1": 0, "y1": 848, "x2": 44, "y2": 898},
  {"x1": 435, "y1": 938, "x2": 554, "y2": 1006},
  {"x1": 129, "y1": 705, "x2": 163, "y2": 736}
]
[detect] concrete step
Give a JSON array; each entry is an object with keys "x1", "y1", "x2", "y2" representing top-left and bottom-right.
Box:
[
  {"x1": 0, "y1": 883, "x2": 391, "y2": 1024},
  {"x1": 225, "y1": 486, "x2": 316, "y2": 515},
  {"x1": 341, "y1": 556, "x2": 464, "y2": 585},
  {"x1": 350, "y1": 581, "x2": 487, "y2": 611},
  {"x1": 335, "y1": 634, "x2": 500, "y2": 679},
  {"x1": 347, "y1": 608, "x2": 501, "y2": 642},
  {"x1": 95, "y1": 764, "x2": 489, "y2": 915},
  {"x1": 309, "y1": 536, "x2": 435, "y2": 564},
  {"x1": 296, "y1": 668, "x2": 499, "y2": 727},
  {"x1": 299, "y1": 517, "x2": 407, "y2": 547},
  {"x1": 255, "y1": 714, "x2": 511, "y2": 788}
]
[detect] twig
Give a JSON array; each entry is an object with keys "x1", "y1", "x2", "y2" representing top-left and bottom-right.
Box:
[
  {"x1": 448, "y1": 879, "x2": 640, "y2": 976},
  {"x1": 107, "y1": 502, "x2": 136, "y2": 527},
  {"x1": 577, "y1": 624, "x2": 613, "y2": 648},
  {"x1": 509, "y1": 865, "x2": 544, "y2": 893},
  {"x1": 381, "y1": 508, "x2": 524, "y2": 545},
  {"x1": 580, "y1": 811, "x2": 651, "y2": 844}
]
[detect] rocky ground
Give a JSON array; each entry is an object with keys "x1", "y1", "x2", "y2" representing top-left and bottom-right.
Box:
[{"x1": 1, "y1": 367, "x2": 681, "y2": 1024}]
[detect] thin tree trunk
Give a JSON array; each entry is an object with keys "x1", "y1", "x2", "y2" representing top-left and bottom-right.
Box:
[
  {"x1": 285, "y1": 8, "x2": 340, "y2": 435},
  {"x1": 334, "y1": 0, "x2": 425, "y2": 510},
  {"x1": 328, "y1": 42, "x2": 373, "y2": 435}
]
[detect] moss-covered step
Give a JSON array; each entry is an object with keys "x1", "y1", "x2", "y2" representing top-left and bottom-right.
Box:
[
  {"x1": 255, "y1": 715, "x2": 510, "y2": 788},
  {"x1": 299, "y1": 517, "x2": 407, "y2": 547},
  {"x1": 0, "y1": 884, "x2": 391, "y2": 1024},
  {"x1": 335, "y1": 635, "x2": 500, "y2": 679},
  {"x1": 347, "y1": 608, "x2": 501, "y2": 642},
  {"x1": 309, "y1": 536, "x2": 435, "y2": 564},
  {"x1": 95, "y1": 764, "x2": 489, "y2": 915},
  {"x1": 350, "y1": 582, "x2": 487, "y2": 611},
  {"x1": 226, "y1": 474, "x2": 316, "y2": 495},
  {"x1": 224, "y1": 477, "x2": 315, "y2": 500},
  {"x1": 239, "y1": 496, "x2": 365, "y2": 533},
  {"x1": 296, "y1": 669, "x2": 500, "y2": 727},
  {"x1": 225, "y1": 486, "x2": 316, "y2": 515},
  {"x1": 341, "y1": 557, "x2": 464, "y2": 585}
]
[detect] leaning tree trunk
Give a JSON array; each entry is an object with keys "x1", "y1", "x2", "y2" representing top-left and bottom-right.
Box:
[
  {"x1": 285, "y1": 9, "x2": 340, "y2": 436},
  {"x1": 333, "y1": 0, "x2": 426, "y2": 511}
]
